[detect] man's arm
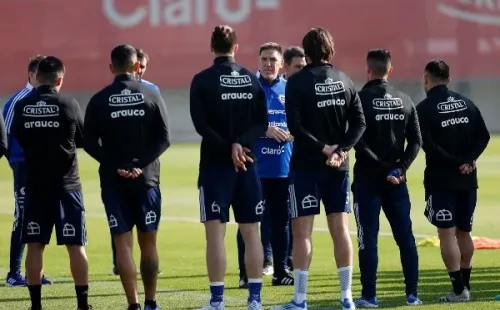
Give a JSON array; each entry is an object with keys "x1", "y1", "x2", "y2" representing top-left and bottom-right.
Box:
[
  {"x1": 83, "y1": 96, "x2": 104, "y2": 163},
  {"x1": 398, "y1": 103, "x2": 422, "y2": 173},
  {"x1": 235, "y1": 83, "x2": 268, "y2": 145},
  {"x1": 189, "y1": 74, "x2": 228, "y2": 146},
  {"x1": 354, "y1": 137, "x2": 391, "y2": 169},
  {"x1": 134, "y1": 94, "x2": 171, "y2": 169},
  {"x1": 416, "y1": 104, "x2": 462, "y2": 164},
  {"x1": 337, "y1": 88, "x2": 366, "y2": 152},
  {"x1": 285, "y1": 77, "x2": 325, "y2": 152},
  {"x1": 69, "y1": 99, "x2": 84, "y2": 148},
  {"x1": 462, "y1": 105, "x2": 490, "y2": 163},
  {"x1": 0, "y1": 114, "x2": 6, "y2": 158}
]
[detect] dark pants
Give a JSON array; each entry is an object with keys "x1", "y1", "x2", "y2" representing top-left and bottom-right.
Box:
[
  {"x1": 353, "y1": 180, "x2": 419, "y2": 298},
  {"x1": 238, "y1": 178, "x2": 290, "y2": 277},
  {"x1": 9, "y1": 162, "x2": 26, "y2": 275}
]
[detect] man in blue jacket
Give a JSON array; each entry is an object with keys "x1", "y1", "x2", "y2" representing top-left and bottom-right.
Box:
[
  {"x1": 237, "y1": 42, "x2": 294, "y2": 288},
  {"x1": 2, "y1": 55, "x2": 52, "y2": 287}
]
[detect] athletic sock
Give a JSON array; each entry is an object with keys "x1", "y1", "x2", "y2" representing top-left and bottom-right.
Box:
[
  {"x1": 247, "y1": 278, "x2": 262, "y2": 303},
  {"x1": 145, "y1": 300, "x2": 156, "y2": 308},
  {"x1": 293, "y1": 269, "x2": 309, "y2": 304},
  {"x1": 209, "y1": 282, "x2": 224, "y2": 305},
  {"x1": 28, "y1": 284, "x2": 42, "y2": 309},
  {"x1": 75, "y1": 285, "x2": 89, "y2": 309},
  {"x1": 461, "y1": 267, "x2": 472, "y2": 291},
  {"x1": 338, "y1": 266, "x2": 353, "y2": 301},
  {"x1": 448, "y1": 270, "x2": 465, "y2": 294}
]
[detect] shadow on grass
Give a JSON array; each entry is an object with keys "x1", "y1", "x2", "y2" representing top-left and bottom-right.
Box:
[{"x1": 307, "y1": 266, "x2": 500, "y2": 308}]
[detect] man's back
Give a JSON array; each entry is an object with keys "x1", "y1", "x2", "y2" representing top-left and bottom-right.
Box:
[
  {"x1": 190, "y1": 56, "x2": 268, "y2": 168},
  {"x1": 285, "y1": 63, "x2": 365, "y2": 171},
  {"x1": 355, "y1": 79, "x2": 421, "y2": 177},
  {"x1": 84, "y1": 74, "x2": 170, "y2": 188},
  {"x1": 416, "y1": 85, "x2": 490, "y2": 190},
  {"x1": 12, "y1": 85, "x2": 83, "y2": 191}
]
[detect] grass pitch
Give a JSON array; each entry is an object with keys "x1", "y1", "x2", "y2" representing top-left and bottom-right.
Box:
[{"x1": 0, "y1": 139, "x2": 499, "y2": 309}]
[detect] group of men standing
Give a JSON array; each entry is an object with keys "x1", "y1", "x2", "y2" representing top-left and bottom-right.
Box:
[
  {"x1": 0, "y1": 22, "x2": 492, "y2": 310},
  {"x1": 1, "y1": 46, "x2": 170, "y2": 310},
  {"x1": 190, "y1": 25, "x2": 490, "y2": 310}
]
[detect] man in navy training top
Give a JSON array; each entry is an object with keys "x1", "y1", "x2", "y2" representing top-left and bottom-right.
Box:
[
  {"x1": 110, "y1": 47, "x2": 163, "y2": 276},
  {"x1": 2, "y1": 55, "x2": 52, "y2": 287},
  {"x1": 353, "y1": 49, "x2": 423, "y2": 307},
  {"x1": 237, "y1": 42, "x2": 295, "y2": 288}
]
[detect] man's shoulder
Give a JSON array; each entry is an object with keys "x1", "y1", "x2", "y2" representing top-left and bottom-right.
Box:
[
  {"x1": 4, "y1": 87, "x2": 32, "y2": 110},
  {"x1": 140, "y1": 79, "x2": 160, "y2": 92}
]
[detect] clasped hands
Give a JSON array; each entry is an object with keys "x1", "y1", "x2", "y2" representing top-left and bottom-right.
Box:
[{"x1": 322, "y1": 144, "x2": 347, "y2": 168}]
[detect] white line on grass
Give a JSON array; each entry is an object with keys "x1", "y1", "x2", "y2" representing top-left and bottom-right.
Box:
[{"x1": 0, "y1": 209, "x2": 433, "y2": 239}]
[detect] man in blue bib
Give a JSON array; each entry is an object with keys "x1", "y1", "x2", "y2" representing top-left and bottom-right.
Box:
[{"x1": 237, "y1": 42, "x2": 294, "y2": 287}]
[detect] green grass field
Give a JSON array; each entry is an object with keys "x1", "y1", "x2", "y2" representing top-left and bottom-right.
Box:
[{"x1": 0, "y1": 139, "x2": 499, "y2": 309}]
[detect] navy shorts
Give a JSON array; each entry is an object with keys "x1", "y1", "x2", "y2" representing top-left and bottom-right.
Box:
[
  {"x1": 424, "y1": 189, "x2": 477, "y2": 232},
  {"x1": 101, "y1": 186, "x2": 162, "y2": 235},
  {"x1": 22, "y1": 189, "x2": 87, "y2": 246},
  {"x1": 198, "y1": 164, "x2": 263, "y2": 224},
  {"x1": 10, "y1": 162, "x2": 27, "y2": 235},
  {"x1": 289, "y1": 170, "x2": 351, "y2": 218}
]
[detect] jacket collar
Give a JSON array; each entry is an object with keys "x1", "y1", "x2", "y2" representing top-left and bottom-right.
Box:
[{"x1": 362, "y1": 78, "x2": 388, "y2": 90}]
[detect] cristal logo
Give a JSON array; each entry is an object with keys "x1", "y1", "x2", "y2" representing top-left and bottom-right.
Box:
[
  {"x1": 103, "y1": 0, "x2": 280, "y2": 28},
  {"x1": 437, "y1": 0, "x2": 500, "y2": 25}
]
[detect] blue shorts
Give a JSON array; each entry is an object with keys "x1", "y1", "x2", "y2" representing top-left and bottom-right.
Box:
[
  {"x1": 424, "y1": 189, "x2": 477, "y2": 232},
  {"x1": 198, "y1": 164, "x2": 263, "y2": 224},
  {"x1": 101, "y1": 186, "x2": 162, "y2": 235},
  {"x1": 22, "y1": 189, "x2": 87, "y2": 246},
  {"x1": 289, "y1": 170, "x2": 351, "y2": 218},
  {"x1": 10, "y1": 162, "x2": 27, "y2": 234}
]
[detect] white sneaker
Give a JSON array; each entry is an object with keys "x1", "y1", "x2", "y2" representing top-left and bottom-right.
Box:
[
  {"x1": 263, "y1": 262, "x2": 274, "y2": 276},
  {"x1": 438, "y1": 288, "x2": 470, "y2": 303},
  {"x1": 248, "y1": 300, "x2": 263, "y2": 310},
  {"x1": 272, "y1": 300, "x2": 307, "y2": 310},
  {"x1": 200, "y1": 301, "x2": 225, "y2": 310},
  {"x1": 341, "y1": 298, "x2": 356, "y2": 310}
]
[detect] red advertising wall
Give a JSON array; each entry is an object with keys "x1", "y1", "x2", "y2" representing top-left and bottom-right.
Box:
[{"x1": 0, "y1": 0, "x2": 499, "y2": 92}]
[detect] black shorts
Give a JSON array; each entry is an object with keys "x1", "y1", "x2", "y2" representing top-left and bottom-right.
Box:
[
  {"x1": 22, "y1": 189, "x2": 87, "y2": 246},
  {"x1": 289, "y1": 170, "x2": 351, "y2": 219},
  {"x1": 198, "y1": 164, "x2": 263, "y2": 224},
  {"x1": 424, "y1": 189, "x2": 477, "y2": 232}
]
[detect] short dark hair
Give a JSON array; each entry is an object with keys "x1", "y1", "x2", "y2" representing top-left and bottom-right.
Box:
[
  {"x1": 111, "y1": 44, "x2": 137, "y2": 72},
  {"x1": 425, "y1": 59, "x2": 450, "y2": 82},
  {"x1": 259, "y1": 42, "x2": 282, "y2": 55},
  {"x1": 302, "y1": 27, "x2": 335, "y2": 63},
  {"x1": 28, "y1": 55, "x2": 45, "y2": 73},
  {"x1": 211, "y1": 25, "x2": 237, "y2": 54},
  {"x1": 136, "y1": 48, "x2": 149, "y2": 62},
  {"x1": 366, "y1": 49, "x2": 392, "y2": 76},
  {"x1": 283, "y1": 46, "x2": 305, "y2": 65},
  {"x1": 36, "y1": 56, "x2": 65, "y2": 85}
]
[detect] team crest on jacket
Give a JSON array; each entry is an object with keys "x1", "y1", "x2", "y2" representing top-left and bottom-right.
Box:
[{"x1": 279, "y1": 95, "x2": 285, "y2": 105}]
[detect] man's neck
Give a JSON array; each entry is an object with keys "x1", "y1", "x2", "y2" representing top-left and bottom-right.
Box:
[
  {"x1": 214, "y1": 53, "x2": 234, "y2": 58},
  {"x1": 368, "y1": 76, "x2": 388, "y2": 82}
]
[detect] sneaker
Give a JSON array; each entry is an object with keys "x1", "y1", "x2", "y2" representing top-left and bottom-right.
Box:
[
  {"x1": 41, "y1": 275, "x2": 52, "y2": 285},
  {"x1": 272, "y1": 300, "x2": 307, "y2": 310},
  {"x1": 239, "y1": 276, "x2": 248, "y2": 289},
  {"x1": 262, "y1": 261, "x2": 274, "y2": 276},
  {"x1": 406, "y1": 295, "x2": 423, "y2": 306},
  {"x1": 248, "y1": 300, "x2": 263, "y2": 310},
  {"x1": 272, "y1": 272, "x2": 294, "y2": 286},
  {"x1": 144, "y1": 304, "x2": 160, "y2": 310},
  {"x1": 355, "y1": 297, "x2": 378, "y2": 308},
  {"x1": 200, "y1": 301, "x2": 225, "y2": 310},
  {"x1": 6, "y1": 273, "x2": 27, "y2": 287},
  {"x1": 77, "y1": 306, "x2": 93, "y2": 310},
  {"x1": 437, "y1": 288, "x2": 470, "y2": 302},
  {"x1": 112, "y1": 266, "x2": 119, "y2": 275},
  {"x1": 341, "y1": 298, "x2": 356, "y2": 310}
]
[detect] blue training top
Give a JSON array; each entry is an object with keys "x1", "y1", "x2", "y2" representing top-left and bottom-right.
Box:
[
  {"x1": 2, "y1": 83, "x2": 34, "y2": 164},
  {"x1": 254, "y1": 75, "x2": 292, "y2": 178},
  {"x1": 140, "y1": 78, "x2": 161, "y2": 94}
]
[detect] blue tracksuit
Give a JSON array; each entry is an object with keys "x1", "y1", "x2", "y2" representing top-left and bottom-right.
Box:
[
  {"x1": 237, "y1": 75, "x2": 292, "y2": 277},
  {"x1": 2, "y1": 83, "x2": 33, "y2": 276}
]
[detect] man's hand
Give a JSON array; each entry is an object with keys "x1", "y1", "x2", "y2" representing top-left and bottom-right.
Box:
[
  {"x1": 117, "y1": 168, "x2": 142, "y2": 179},
  {"x1": 459, "y1": 161, "x2": 476, "y2": 175},
  {"x1": 286, "y1": 133, "x2": 294, "y2": 142},
  {"x1": 266, "y1": 126, "x2": 289, "y2": 143},
  {"x1": 322, "y1": 144, "x2": 338, "y2": 157},
  {"x1": 386, "y1": 169, "x2": 405, "y2": 185},
  {"x1": 232, "y1": 143, "x2": 254, "y2": 172},
  {"x1": 326, "y1": 150, "x2": 346, "y2": 168}
]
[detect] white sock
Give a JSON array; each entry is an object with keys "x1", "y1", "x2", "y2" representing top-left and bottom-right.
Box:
[
  {"x1": 293, "y1": 269, "x2": 309, "y2": 304},
  {"x1": 338, "y1": 266, "x2": 353, "y2": 301}
]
